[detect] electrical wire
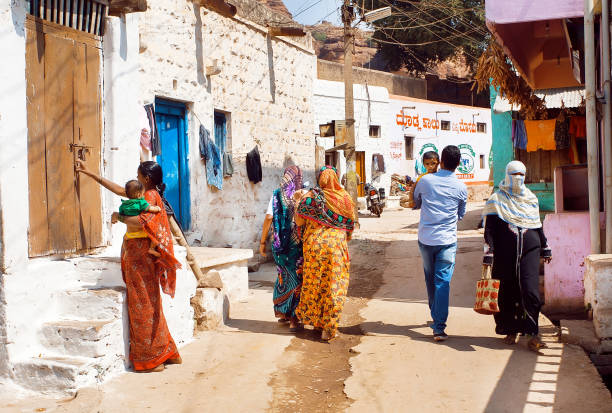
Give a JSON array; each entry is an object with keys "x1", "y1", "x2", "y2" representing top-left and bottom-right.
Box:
[{"x1": 293, "y1": 0, "x2": 325, "y2": 19}]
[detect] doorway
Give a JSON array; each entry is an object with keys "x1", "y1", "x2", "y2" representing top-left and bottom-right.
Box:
[
  {"x1": 356, "y1": 151, "x2": 366, "y2": 196},
  {"x1": 155, "y1": 99, "x2": 191, "y2": 230},
  {"x1": 25, "y1": 18, "x2": 103, "y2": 257}
]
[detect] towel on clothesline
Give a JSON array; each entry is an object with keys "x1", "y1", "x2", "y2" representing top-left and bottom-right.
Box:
[
  {"x1": 199, "y1": 125, "x2": 223, "y2": 190},
  {"x1": 525, "y1": 119, "x2": 556, "y2": 152},
  {"x1": 144, "y1": 104, "x2": 161, "y2": 156},
  {"x1": 223, "y1": 152, "x2": 234, "y2": 177},
  {"x1": 512, "y1": 119, "x2": 528, "y2": 150}
]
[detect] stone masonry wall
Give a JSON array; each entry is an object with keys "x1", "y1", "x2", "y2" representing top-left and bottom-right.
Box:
[
  {"x1": 317, "y1": 60, "x2": 427, "y2": 99},
  {"x1": 139, "y1": 1, "x2": 316, "y2": 250}
]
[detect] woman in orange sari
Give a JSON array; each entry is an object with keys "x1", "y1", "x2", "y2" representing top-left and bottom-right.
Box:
[
  {"x1": 77, "y1": 160, "x2": 182, "y2": 373},
  {"x1": 294, "y1": 166, "x2": 355, "y2": 341}
]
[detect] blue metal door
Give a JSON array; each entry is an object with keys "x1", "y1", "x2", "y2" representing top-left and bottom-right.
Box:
[{"x1": 155, "y1": 99, "x2": 191, "y2": 229}]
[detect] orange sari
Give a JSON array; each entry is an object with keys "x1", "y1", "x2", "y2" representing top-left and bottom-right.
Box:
[{"x1": 121, "y1": 189, "x2": 181, "y2": 371}]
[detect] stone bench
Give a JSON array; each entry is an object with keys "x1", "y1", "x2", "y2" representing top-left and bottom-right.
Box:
[{"x1": 190, "y1": 247, "x2": 253, "y2": 332}]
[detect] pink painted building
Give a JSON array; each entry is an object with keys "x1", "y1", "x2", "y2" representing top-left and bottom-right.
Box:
[{"x1": 487, "y1": 0, "x2": 606, "y2": 314}]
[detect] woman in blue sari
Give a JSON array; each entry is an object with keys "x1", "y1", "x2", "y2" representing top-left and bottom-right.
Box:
[{"x1": 260, "y1": 166, "x2": 304, "y2": 332}]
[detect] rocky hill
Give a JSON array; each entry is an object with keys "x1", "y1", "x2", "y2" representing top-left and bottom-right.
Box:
[
  {"x1": 307, "y1": 22, "x2": 385, "y2": 70},
  {"x1": 257, "y1": 0, "x2": 292, "y2": 18}
]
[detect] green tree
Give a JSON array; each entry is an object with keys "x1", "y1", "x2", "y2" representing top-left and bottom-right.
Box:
[{"x1": 360, "y1": 0, "x2": 488, "y2": 74}]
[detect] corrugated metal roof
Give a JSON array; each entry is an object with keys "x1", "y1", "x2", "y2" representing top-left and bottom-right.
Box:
[{"x1": 493, "y1": 87, "x2": 585, "y2": 113}]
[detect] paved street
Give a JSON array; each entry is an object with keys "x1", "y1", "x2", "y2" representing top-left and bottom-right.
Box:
[{"x1": 6, "y1": 205, "x2": 611, "y2": 413}]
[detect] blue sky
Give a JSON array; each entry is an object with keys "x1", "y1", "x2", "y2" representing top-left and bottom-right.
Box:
[{"x1": 283, "y1": 0, "x2": 343, "y2": 26}]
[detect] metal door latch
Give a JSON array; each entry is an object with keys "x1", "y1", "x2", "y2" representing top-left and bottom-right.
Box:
[{"x1": 69, "y1": 143, "x2": 93, "y2": 161}]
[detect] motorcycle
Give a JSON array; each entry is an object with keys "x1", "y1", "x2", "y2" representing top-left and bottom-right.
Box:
[{"x1": 364, "y1": 183, "x2": 385, "y2": 217}]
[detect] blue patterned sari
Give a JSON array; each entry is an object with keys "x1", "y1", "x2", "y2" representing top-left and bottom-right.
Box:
[{"x1": 272, "y1": 166, "x2": 303, "y2": 319}]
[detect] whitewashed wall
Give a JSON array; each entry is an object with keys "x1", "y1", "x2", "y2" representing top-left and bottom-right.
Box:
[
  {"x1": 139, "y1": 1, "x2": 317, "y2": 249},
  {"x1": 0, "y1": 6, "x2": 196, "y2": 394},
  {"x1": 388, "y1": 96, "x2": 493, "y2": 184},
  {"x1": 313, "y1": 79, "x2": 392, "y2": 195}
]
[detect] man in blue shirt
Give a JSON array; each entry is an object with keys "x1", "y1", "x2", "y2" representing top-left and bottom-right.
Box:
[{"x1": 413, "y1": 145, "x2": 467, "y2": 341}]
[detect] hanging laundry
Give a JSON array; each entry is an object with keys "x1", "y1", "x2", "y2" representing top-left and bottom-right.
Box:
[
  {"x1": 144, "y1": 104, "x2": 161, "y2": 156},
  {"x1": 569, "y1": 116, "x2": 587, "y2": 139},
  {"x1": 554, "y1": 111, "x2": 570, "y2": 150},
  {"x1": 372, "y1": 154, "x2": 386, "y2": 173},
  {"x1": 246, "y1": 146, "x2": 263, "y2": 183},
  {"x1": 512, "y1": 119, "x2": 528, "y2": 150},
  {"x1": 525, "y1": 119, "x2": 556, "y2": 152},
  {"x1": 223, "y1": 152, "x2": 234, "y2": 177},
  {"x1": 199, "y1": 124, "x2": 209, "y2": 160},
  {"x1": 139, "y1": 106, "x2": 153, "y2": 162},
  {"x1": 199, "y1": 125, "x2": 223, "y2": 190}
]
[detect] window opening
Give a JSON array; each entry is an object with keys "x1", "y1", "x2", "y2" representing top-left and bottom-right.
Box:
[
  {"x1": 405, "y1": 136, "x2": 414, "y2": 160},
  {"x1": 369, "y1": 125, "x2": 381, "y2": 138}
]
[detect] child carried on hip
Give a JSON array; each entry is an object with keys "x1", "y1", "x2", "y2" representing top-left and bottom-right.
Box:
[{"x1": 117, "y1": 180, "x2": 162, "y2": 257}]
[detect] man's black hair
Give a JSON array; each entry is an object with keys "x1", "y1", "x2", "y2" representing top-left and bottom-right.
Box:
[{"x1": 441, "y1": 145, "x2": 461, "y2": 171}]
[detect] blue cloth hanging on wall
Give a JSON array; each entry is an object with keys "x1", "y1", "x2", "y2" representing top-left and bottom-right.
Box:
[
  {"x1": 199, "y1": 125, "x2": 223, "y2": 190},
  {"x1": 512, "y1": 119, "x2": 528, "y2": 150}
]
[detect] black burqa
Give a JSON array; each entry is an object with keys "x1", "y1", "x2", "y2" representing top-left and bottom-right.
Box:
[{"x1": 484, "y1": 215, "x2": 551, "y2": 336}]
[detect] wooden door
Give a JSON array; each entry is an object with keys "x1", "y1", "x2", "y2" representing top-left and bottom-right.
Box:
[
  {"x1": 26, "y1": 18, "x2": 103, "y2": 257},
  {"x1": 356, "y1": 151, "x2": 366, "y2": 197}
]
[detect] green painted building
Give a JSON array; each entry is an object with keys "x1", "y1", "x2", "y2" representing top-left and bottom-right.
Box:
[{"x1": 489, "y1": 86, "x2": 556, "y2": 212}]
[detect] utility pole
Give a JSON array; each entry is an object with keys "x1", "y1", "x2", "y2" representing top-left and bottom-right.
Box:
[{"x1": 342, "y1": 0, "x2": 359, "y2": 222}]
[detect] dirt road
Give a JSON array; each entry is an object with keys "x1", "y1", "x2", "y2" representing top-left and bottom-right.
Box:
[{"x1": 6, "y1": 206, "x2": 611, "y2": 412}]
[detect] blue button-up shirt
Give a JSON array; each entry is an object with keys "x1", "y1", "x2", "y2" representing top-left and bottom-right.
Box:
[{"x1": 413, "y1": 169, "x2": 468, "y2": 246}]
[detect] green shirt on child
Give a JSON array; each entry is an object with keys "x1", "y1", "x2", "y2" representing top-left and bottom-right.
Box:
[{"x1": 119, "y1": 198, "x2": 150, "y2": 216}]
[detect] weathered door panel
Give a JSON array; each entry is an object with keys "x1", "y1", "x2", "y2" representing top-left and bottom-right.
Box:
[
  {"x1": 157, "y1": 112, "x2": 181, "y2": 221},
  {"x1": 155, "y1": 100, "x2": 190, "y2": 230},
  {"x1": 26, "y1": 29, "x2": 50, "y2": 257},
  {"x1": 44, "y1": 33, "x2": 78, "y2": 254},
  {"x1": 75, "y1": 41, "x2": 103, "y2": 250}
]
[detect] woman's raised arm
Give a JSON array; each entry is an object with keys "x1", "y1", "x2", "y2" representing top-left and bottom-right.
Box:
[{"x1": 76, "y1": 160, "x2": 127, "y2": 197}]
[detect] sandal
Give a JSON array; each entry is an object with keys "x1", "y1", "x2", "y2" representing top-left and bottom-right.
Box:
[
  {"x1": 503, "y1": 334, "x2": 520, "y2": 345},
  {"x1": 277, "y1": 318, "x2": 290, "y2": 323},
  {"x1": 528, "y1": 336, "x2": 548, "y2": 353}
]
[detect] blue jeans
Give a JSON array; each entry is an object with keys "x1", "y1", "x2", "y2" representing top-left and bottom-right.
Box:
[{"x1": 418, "y1": 241, "x2": 457, "y2": 334}]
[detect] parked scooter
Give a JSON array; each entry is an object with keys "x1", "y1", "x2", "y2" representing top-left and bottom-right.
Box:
[{"x1": 364, "y1": 183, "x2": 385, "y2": 217}]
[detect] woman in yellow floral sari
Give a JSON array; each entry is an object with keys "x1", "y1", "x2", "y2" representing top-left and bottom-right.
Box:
[{"x1": 294, "y1": 166, "x2": 355, "y2": 341}]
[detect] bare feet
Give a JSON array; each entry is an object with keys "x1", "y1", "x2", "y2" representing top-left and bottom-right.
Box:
[
  {"x1": 136, "y1": 364, "x2": 165, "y2": 373},
  {"x1": 321, "y1": 330, "x2": 333, "y2": 342},
  {"x1": 148, "y1": 248, "x2": 161, "y2": 257}
]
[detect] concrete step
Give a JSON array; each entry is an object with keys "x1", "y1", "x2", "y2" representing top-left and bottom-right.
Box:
[
  {"x1": 191, "y1": 247, "x2": 253, "y2": 302},
  {"x1": 40, "y1": 319, "x2": 123, "y2": 359},
  {"x1": 60, "y1": 287, "x2": 125, "y2": 321},
  {"x1": 11, "y1": 356, "x2": 97, "y2": 394}
]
